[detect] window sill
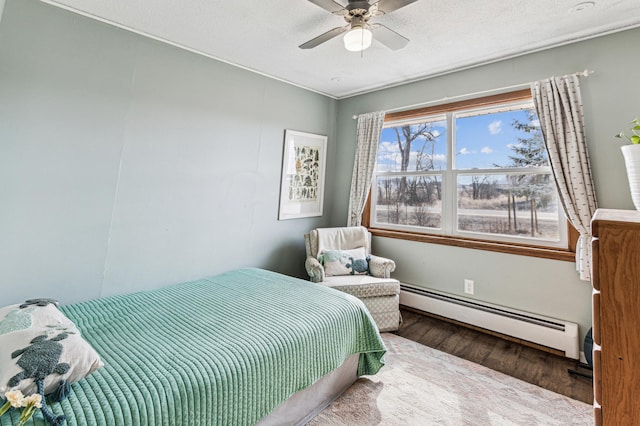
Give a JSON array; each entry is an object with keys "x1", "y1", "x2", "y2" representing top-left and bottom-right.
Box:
[{"x1": 368, "y1": 227, "x2": 576, "y2": 262}]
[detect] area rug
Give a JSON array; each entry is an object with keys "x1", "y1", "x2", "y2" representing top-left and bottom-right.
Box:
[{"x1": 308, "y1": 333, "x2": 592, "y2": 425}]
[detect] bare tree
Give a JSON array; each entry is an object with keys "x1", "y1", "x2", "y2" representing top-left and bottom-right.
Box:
[{"x1": 393, "y1": 124, "x2": 439, "y2": 201}]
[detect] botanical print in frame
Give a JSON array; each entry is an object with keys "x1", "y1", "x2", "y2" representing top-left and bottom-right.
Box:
[{"x1": 278, "y1": 130, "x2": 327, "y2": 220}]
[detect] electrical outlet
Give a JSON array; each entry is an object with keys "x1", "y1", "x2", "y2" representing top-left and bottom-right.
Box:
[{"x1": 464, "y1": 279, "x2": 474, "y2": 295}]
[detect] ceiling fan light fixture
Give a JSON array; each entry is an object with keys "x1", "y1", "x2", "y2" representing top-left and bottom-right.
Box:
[{"x1": 343, "y1": 26, "x2": 372, "y2": 52}]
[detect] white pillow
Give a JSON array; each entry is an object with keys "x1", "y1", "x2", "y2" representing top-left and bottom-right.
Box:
[
  {"x1": 0, "y1": 301, "x2": 103, "y2": 396},
  {"x1": 319, "y1": 247, "x2": 369, "y2": 276}
]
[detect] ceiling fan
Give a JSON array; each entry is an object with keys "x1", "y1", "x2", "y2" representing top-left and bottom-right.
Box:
[{"x1": 299, "y1": 0, "x2": 418, "y2": 52}]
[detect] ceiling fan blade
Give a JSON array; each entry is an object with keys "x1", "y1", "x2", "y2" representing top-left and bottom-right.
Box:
[
  {"x1": 373, "y1": 0, "x2": 418, "y2": 14},
  {"x1": 306, "y1": 0, "x2": 346, "y2": 13},
  {"x1": 371, "y1": 24, "x2": 410, "y2": 50},
  {"x1": 299, "y1": 26, "x2": 350, "y2": 49}
]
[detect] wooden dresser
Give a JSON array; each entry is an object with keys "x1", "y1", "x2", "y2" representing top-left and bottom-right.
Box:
[{"x1": 591, "y1": 209, "x2": 640, "y2": 425}]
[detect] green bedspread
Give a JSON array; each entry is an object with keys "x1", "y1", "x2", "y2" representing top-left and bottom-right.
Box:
[{"x1": 1, "y1": 268, "x2": 385, "y2": 426}]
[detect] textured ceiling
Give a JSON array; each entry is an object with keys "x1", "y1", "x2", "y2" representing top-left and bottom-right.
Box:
[{"x1": 40, "y1": 0, "x2": 640, "y2": 98}]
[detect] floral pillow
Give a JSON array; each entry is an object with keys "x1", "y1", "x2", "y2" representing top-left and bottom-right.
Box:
[
  {"x1": 0, "y1": 299, "x2": 103, "y2": 396},
  {"x1": 318, "y1": 247, "x2": 370, "y2": 276}
]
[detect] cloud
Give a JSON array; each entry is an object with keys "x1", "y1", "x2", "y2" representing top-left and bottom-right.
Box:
[
  {"x1": 378, "y1": 141, "x2": 398, "y2": 153},
  {"x1": 481, "y1": 146, "x2": 493, "y2": 154},
  {"x1": 459, "y1": 147, "x2": 471, "y2": 155},
  {"x1": 376, "y1": 142, "x2": 398, "y2": 166},
  {"x1": 488, "y1": 120, "x2": 502, "y2": 135}
]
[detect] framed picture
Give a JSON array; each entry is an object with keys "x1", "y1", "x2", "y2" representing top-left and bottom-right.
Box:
[{"x1": 278, "y1": 130, "x2": 327, "y2": 220}]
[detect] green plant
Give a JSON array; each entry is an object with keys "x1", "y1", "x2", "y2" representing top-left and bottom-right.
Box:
[{"x1": 616, "y1": 118, "x2": 640, "y2": 144}]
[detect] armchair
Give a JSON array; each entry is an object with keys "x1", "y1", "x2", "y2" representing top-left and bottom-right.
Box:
[{"x1": 304, "y1": 226, "x2": 401, "y2": 332}]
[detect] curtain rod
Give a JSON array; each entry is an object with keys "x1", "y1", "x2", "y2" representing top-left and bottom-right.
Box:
[{"x1": 351, "y1": 69, "x2": 595, "y2": 119}]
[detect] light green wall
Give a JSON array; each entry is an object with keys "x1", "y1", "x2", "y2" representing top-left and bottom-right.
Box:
[
  {"x1": 0, "y1": 0, "x2": 337, "y2": 305},
  {"x1": 333, "y1": 27, "x2": 640, "y2": 343}
]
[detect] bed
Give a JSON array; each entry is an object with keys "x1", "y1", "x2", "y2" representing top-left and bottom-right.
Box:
[{"x1": 0, "y1": 268, "x2": 386, "y2": 425}]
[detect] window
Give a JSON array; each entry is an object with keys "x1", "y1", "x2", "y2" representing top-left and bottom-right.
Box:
[{"x1": 368, "y1": 90, "x2": 570, "y2": 257}]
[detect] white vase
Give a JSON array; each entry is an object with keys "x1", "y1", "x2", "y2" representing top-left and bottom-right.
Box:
[{"x1": 621, "y1": 144, "x2": 640, "y2": 210}]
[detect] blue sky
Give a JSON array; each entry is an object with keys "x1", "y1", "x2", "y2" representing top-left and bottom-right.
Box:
[{"x1": 377, "y1": 108, "x2": 541, "y2": 172}]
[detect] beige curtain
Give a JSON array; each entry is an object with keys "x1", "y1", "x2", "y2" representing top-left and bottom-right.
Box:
[
  {"x1": 531, "y1": 75, "x2": 598, "y2": 281},
  {"x1": 347, "y1": 111, "x2": 386, "y2": 226}
]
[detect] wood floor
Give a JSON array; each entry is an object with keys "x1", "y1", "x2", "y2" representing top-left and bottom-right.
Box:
[{"x1": 394, "y1": 308, "x2": 594, "y2": 404}]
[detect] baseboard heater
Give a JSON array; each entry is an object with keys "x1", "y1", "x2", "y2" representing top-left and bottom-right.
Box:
[{"x1": 400, "y1": 284, "x2": 580, "y2": 360}]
